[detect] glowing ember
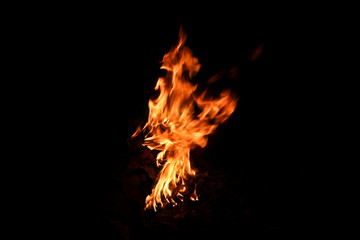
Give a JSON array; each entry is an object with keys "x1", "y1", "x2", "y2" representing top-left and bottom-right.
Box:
[{"x1": 132, "y1": 28, "x2": 238, "y2": 211}]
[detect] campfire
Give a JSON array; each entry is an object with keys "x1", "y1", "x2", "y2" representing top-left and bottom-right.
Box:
[{"x1": 132, "y1": 27, "x2": 238, "y2": 211}]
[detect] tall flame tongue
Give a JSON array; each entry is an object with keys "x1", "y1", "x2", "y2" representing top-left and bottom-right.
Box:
[{"x1": 136, "y1": 29, "x2": 238, "y2": 211}]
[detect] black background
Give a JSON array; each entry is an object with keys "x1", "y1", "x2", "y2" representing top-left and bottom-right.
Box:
[{"x1": 40, "y1": 8, "x2": 305, "y2": 238}]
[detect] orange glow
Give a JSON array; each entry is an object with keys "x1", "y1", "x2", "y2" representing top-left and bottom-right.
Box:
[
  {"x1": 250, "y1": 42, "x2": 264, "y2": 61},
  {"x1": 134, "y1": 28, "x2": 238, "y2": 211}
]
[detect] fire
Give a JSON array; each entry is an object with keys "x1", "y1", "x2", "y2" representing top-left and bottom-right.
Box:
[{"x1": 133, "y1": 28, "x2": 238, "y2": 211}]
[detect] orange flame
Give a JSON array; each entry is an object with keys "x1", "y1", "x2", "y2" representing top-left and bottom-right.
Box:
[{"x1": 135, "y1": 28, "x2": 238, "y2": 211}]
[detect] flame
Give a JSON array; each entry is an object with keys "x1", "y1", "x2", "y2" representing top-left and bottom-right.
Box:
[{"x1": 135, "y1": 28, "x2": 238, "y2": 211}]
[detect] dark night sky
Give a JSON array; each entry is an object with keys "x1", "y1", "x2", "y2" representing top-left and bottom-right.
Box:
[{"x1": 39, "y1": 9, "x2": 305, "y2": 238}]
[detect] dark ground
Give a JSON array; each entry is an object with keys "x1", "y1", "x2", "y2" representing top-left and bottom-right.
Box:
[{"x1": 43, "y1": 11, "x2": 305, "y2": 239}]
